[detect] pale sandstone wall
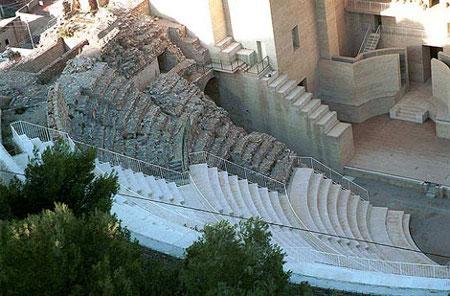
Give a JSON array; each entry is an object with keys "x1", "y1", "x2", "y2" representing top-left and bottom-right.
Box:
[
  {"x1": 149, "y1": 0, "x2": 216, "y2": 49},
  {"x1": 314, "y1": 0, "x2": 340, "y2": 59},
  {"x1": 208, "y1": 0, "x2": 227, "y2": 44},
  {"x1": 319, "y1": 54, "x2": 401, "y2": 123},
  {"x1": 432, "y1": 56, "x2": 450, "y2": 139},
  {"x1": 214, "y1": 71, "x2": 353, "y2": 171},
  {"x1": 268, "y1": 0, "x2": 320, "y2": 91},
  {"x1": 226, "y1": 0, "x2": 277, "y2": 68}
]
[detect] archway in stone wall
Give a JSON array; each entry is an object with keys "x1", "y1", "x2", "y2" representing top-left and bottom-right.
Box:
[{"x1": 204, "y1": 77, "x2": 222, "y2": 107}]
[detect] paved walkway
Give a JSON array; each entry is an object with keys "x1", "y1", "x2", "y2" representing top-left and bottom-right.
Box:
[
  {"x1": 348, "y1": 114, "x2": 450, "y2": 185},
  {"x1": 354, "y1": 177, "x2": 450, "y2": 265}
]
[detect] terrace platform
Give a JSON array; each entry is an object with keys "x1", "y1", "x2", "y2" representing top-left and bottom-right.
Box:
[{"x1": 347, "y1": 113, "x2": 450, "y2": 185}]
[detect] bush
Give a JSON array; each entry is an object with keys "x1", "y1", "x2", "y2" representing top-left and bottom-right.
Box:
[
  {"x1": 0, "y1": 142, "x2": 118, "y2": 220},
  {"x1": 182, "y1": 218, "x2": 291, "y2": 295},
  {"x1": 0, "y1": 204, "x2": 143, "y2": 295}
]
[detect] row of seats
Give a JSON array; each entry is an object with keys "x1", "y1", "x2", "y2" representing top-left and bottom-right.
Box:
[{"x1": 7, "y1": 131, "x2": 437, "y2": 275}]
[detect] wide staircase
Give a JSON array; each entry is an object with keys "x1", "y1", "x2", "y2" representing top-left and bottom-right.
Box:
[
  {"x1": 262, "y1": 70, "x2": 347, "y2": 142},
  {"x1": 3, "y1": 121, "x2": 449, "y2": 294}
]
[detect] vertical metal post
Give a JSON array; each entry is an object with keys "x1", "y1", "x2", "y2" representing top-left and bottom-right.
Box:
[{"x1": 25, "y1": 20, "x2": 35, "y2": 49}]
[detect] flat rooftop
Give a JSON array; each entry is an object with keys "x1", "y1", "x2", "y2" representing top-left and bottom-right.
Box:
[{"x1": 347, "y1": 114, "x2": 450, "y2": 185}]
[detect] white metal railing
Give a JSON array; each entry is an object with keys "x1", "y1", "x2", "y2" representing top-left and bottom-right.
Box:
[
  {"x1": 9, "y1": 121, "x2": 450, "y2": 279},
  {"x1": 293, "y1": 156, "x2": 370, "y2": 201},
  {"x1": 285, "y1": 247, "x2": 450, "y2": 279},
  {"x1": 189, "y1": 151, "x2": 286, "y2": 194},
  {"x1": 358, "y1": 24, "x2": 372, "y2": 56},
  {"x1": 10, "y1": 121, "x2": 190, "y2": 186}
]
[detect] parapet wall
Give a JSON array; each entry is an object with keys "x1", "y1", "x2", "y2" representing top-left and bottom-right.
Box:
[{"x1": 319, "y1": 48, "x2": 406, "y2": 123}]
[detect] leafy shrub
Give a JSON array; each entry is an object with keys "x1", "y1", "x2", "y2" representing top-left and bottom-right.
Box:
[
  {"x1": 182, "y1": 217, "x2": 291, "y2": 295},
  {"x1": 0, "y1": 142, "x2": 118, "y2": 220}
]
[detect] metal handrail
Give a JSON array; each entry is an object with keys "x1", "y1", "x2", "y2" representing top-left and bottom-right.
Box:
[
  {"x1": 9, "y1": 121, "x2": 190, "y2": 186},
  {"x1": 245, "y1": 56, "x2": 271, "y2": 75},
  {"x1": 206, "y1": 58, "x2": 247, "y2": 72},
  {"x1": 358, "y1": 24, "x2": 372, "y2": 56},
  {"x1": 189, "y1": 151, "x2": 286, "y2": 194},
  {"x1": 292, "y1": 156, "x2": 370, "y2": 201},
  {"x1": 10, "y1": 121, "x2": 450, "y2": 279},
  {"x1": 285, "y1": 247, "x2": 450, "y2": 279}
]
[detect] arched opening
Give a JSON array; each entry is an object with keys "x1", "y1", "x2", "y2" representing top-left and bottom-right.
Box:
[{"x1": 204, "y1": 77, "x2": 222, "y2": 107}]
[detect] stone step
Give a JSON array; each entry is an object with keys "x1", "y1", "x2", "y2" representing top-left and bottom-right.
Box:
[
  {"x1": 268, "y1": 74, "x2": 289, "y2": 90},
  {"x1": 300, "y1": 98, "x2": 321, "y2": 116},
  {"x1": 284, "y1": 86, "x2": 306, "y2": 103},
  {"x1": 219, "y1": 42, "x2": 242, "y2": 62},
  {"x1": 317, "y1": 111, "x2": 338, "y2": 134},
  {"x1": 309, "y1": 104, "x2": 329, "y2": 122},
  {"x1": 292, "y1": 92, "x2": 313, "y2": 109},
  {"x1": 326, "y1": 122, "x2": 351, "y2": 138},
  {"x1": 216, "y1": 36, "x2": 233, "y2": 51},
  {"x1": 266, "y1": 71, "x2": 279, "y2": 85},
  {"x1": 277, "y1": 79, "x2": 297, "y2": 96}
]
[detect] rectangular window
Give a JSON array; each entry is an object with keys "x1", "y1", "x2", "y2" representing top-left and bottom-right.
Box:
[
  {"x1": 5, "y1": 39, "x2": 9, "y2": 46},
  {"x1": 292, "y1": 25, "x2": 300, "y2": 50}
]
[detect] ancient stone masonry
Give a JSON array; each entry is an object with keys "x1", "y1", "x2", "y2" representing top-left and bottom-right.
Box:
[
  {"x1": 49, "y1": 57, "x2": 296, "y2": 182},
  {"x1": 100, "y1": 13, "x2": 185, "y2": 80}
]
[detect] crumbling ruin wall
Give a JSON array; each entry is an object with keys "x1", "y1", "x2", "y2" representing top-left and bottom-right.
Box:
[{"x1": 48, "y1": 57, "x2": 296, "y2": 182}]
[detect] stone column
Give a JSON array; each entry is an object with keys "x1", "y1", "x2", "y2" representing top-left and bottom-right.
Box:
[{"x1": 314, "y1": 0, "x2": 340, "y2": 59}]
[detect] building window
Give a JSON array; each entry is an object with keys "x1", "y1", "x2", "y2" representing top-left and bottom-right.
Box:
[
  {"x1": 292, "y1": 25, "x2": 300, "y2": 50},
  {"x1": 4, "y1": 39, "x2": 9, "y2": 46}
]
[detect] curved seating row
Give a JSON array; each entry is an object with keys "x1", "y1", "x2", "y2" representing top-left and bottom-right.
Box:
[{"x1": 8, "y1": 132, "x2": 436, "y2": 273}]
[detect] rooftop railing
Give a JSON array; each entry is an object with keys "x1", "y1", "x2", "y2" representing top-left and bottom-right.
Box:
[{"x1": 345, "y1": 0, "x2": 393, "y2": 13}]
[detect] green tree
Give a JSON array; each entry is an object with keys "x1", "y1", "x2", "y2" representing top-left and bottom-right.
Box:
[
  {"x1": 0, "y1": 142, "x2": 118, "y2": 220},
  {"x1": 182, "y1": 217, "x2": 291, "y2": 295},
  {"x1": 0, "y1": 203, "x2": 143, "y2": 296}
]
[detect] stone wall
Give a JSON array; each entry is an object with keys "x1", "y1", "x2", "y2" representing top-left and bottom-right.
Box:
[
  {"x1": 0, "y1": 17, "x2": 27, "y2": 51},
  {"x1": 213, "y1": 71, "x2": 354, "y2": 171},
  {"x1": 131, "y1": 58, "x2": 160, "y2": 91},
  {"x1": 269, "y1": 0, "x2": 320, "y2": 92},
  {"x1": 36, "y1": 40, "x2": 89, "y2": 84},
  {"x1": 319, "y1": 50, "x2": 405, "y2": 123},
  {"x1": 15, "y1": 38, "x2": 67, "y2": 73}
]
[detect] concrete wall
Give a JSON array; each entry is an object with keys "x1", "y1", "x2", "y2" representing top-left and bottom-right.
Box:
[
  {"x1": 319, "y1": 53, "x2": 402, "y2": 123},
  {"x1": 227, "y1": 0, "x2": 277, "y2": 68},
  {"x1": 212, "y1": 71, "x2": 354, "y2": 170},
  {"x1": 268, "y1": 0, "x2": 320, "y2": 91}
]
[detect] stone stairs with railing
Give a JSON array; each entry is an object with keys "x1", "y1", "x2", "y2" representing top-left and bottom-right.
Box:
[{"x1": 5, "y1": 121, "x2": 449, "y2": 291}]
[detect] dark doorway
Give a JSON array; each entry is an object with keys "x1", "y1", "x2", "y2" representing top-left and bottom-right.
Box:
[
  {"x1": 204, "y1": 78, "x2": 222, "y2": 107},
  {"x1": 430, "y1": 46, "x2": 443, "y2": 60},
  {"x1": 298, "y1": 77, "x2": 307, "y2": 92},
  {"x1": 157, "y1": 49, "x2": 178, "y2": 73},
  {"x1": 422, "y1": 45, "x2": 443, "y2": 82},
  {"x1": 374, "y1": 15, "x2": 382, "y2": 27}
]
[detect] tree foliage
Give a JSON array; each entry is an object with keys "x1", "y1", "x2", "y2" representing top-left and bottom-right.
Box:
[
  {"x1": 182, "y1": 217, "x2": 291, "y2": 295},
  {"x1": 0, "y1": 204, "x2": 143, "y2": 296},
  {"x1": 0, "y1": 143, "x2": 118, "y2": 220}
]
